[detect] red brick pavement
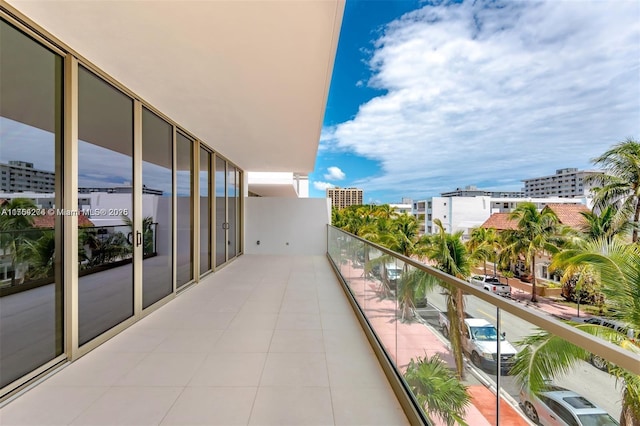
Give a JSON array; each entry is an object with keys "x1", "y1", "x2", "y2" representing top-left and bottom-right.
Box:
[{"x1": 339, "y1": 262, "x2": 528, "y2": 426}]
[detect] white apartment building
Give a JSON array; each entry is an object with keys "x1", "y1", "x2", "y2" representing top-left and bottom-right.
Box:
[
  {"x1": 389, "y1": 202, "x2": 412, "y2": 215},
  {"x1": 414, "y1": 195, "x2": 588, "y2": 238},
  {"x1": 522, "y1": 167, "x2": 602, "y2": 198},
  {"x1": 440, "y1": 185, "x2": 524, "y2": 198},
  {"x1": 0, "y1": 160, "x2": 56, "y2": 193}
]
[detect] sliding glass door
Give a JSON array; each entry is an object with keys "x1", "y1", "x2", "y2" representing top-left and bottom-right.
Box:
[
  {"x1": 77, "y1": 66, "x2": 134, "y2": 346},
  {"x1": 0, "y1": 18, "x2": 64, "y2": 389},
  {"x1": 215, "y1": 155, "x2": 240, "y2": 268},
  {"x1": 176, "y1": 133, "x2": 194, "y2": 287},
  {"x1": 142, "y1": 107, "x2": 173, "y2": 308},
  {"x1": 200, "y1": 148, "x2": 211, "y2": 275}
]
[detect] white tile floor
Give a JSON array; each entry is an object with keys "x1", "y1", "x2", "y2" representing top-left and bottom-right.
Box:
[{"x1": 0, "y1": 255, "x2": 409, "y2": 426}]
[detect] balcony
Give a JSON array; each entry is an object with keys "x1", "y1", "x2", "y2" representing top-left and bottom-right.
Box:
[
  {"x1": 1, "y1": 224, "x2": 638, "y2": 425},
  {"x1": 0, "y1": 254, "x2": 409, "y2": 425}
]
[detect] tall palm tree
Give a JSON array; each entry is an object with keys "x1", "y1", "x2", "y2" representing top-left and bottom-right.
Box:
[
  {"x1": 587, "y1": 138, "x2": 640, "y2": 242},
  {"x1": 404, "y1": 354, "x2": 471, "y2": 426},
  {"x1": 513, "y1": 238, "x2": 640, "y2": 425},
  {"x1": 466, "y1": 227, "x2": 499, "y2": 275},
  {"x1": 380, "y1": 213, "x2": 423, "y2": 258},
  {"x1": 424, "y1": 219, "x2": 470, "y2": 380},
  {"x1": 555, "y1": 206, "x2": 628, "y2": 306},
  {"x1": 380, "y1": 213, "x2": 431, "y2": 319},
  {"x1": 504, "y1": 202, "x2": 561, "y2": 302}
]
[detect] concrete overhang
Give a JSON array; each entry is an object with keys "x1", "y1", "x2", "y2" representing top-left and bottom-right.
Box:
[
  {"x1": 247, "y1": 172, "x2": 299, "y2": 198},
  {"x1": 4, "y1": 0, "x2": 345, "y2": 174}
]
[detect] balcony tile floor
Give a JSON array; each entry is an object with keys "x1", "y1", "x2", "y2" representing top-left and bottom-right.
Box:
[{"x1": 0, "y1": 255, "x2": 409, "y2": 426}]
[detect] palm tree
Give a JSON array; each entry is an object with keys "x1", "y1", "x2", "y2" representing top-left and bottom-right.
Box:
[
  {"x1": 23, "y1": 230, "x2": 55, "y2": 280},
  {"x1": 404, "y1": 354, "x2": 471, "y2": 426},
  {"x1": 579, "y1": 204, "x2": 631, "y2": 243},
  {"x1": 466, "y1": 227, "x2": 499, "y2": 275},
  {"x1": 122, "y1": 215, "x2": 156, "y2": 256},
  {"x1": 513, "y1": 238, "x2": 640, "y2": 425},
  {"x1": 504, "y1": 202, "x2": 561, "y2": 302},
  {"x1": 0, "y1": 198, "x2": 39, "y2": 285},
  {"x1": 555, "y1": 206, "x2": 627, "y2": 307},
  {"x1": 0, "y1": 198, "x2": 37, "y2": 230},
  {"x1": 424, "y1": 219, "x2": 470, "y2": 380},
  {"x1": 587, "y1": 138, "x2": 640, "y2": 242},
  {"x1": 380, "y1": 213, "x2": 430, "y2": 319}
]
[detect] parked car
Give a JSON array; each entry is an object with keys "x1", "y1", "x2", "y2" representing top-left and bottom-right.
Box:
[
  {"x1": 519, "y1": 384, "x2": 619, "y2": 425},
  {"x1": 581, "y1": 317, "x2": 639, "y2": 370},
  {"x1": 468, "y1": 274, "x2": 511, "y2": 297},
  {"x1": 438, "y1": 312, "x2": 518, "y2": 373}
]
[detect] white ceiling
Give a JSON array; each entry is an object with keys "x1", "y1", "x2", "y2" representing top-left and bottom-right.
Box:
[{"x1": 6, "y1": 0, "x2": 344, "y2": 174}]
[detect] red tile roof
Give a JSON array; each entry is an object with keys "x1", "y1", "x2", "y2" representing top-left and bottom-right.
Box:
[
  {"x1": 32, "y1": 213, "x2": 94, "y2": 228},
  {"x1": 544, "y1": 203, "x2": 589, "y2": 229},
  {"x1": 481, "y1": 213, "x2": 518, "y2": 230},
  {"x1": 481, "y1": 204, "x2": 590, "y2": 232}
]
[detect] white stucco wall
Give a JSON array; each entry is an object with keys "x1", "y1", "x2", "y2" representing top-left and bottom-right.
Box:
[
  {"x1": 429, "y1": 196, "x2": 492, "y2": 236},
  {"x1": 244, "y1": 197, "x2": 331, "y2": 255}
]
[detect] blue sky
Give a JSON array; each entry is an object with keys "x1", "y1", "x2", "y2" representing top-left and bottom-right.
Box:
[{"x1": 309, "y1": 0, "x2": 640, "y2": 204}]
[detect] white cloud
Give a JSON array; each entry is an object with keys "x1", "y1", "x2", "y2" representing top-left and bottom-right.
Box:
[
  {"x1": 328, "y1": 0, "x2": 640, "y2": 198},
  {"x1": 324, "y1": 166, "x2": 346, "y2": 181},
  {"x1": 313, "y1": 181, "x2": 336, "y2": 191}
]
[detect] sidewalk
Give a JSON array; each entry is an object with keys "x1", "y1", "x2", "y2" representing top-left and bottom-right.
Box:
[
  {"x1": 509, "y1": 288, "x2": 590, "y2": 321},
  {"x1": 341, "y1": 262, "x2": 528, "y2": 425},
  {"x1": 474, "y1": 268, "x2": 592, "y2": 321}
]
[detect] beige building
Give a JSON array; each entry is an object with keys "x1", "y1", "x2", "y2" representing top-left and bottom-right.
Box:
[{"x1": 327, "y1": 187, "x2": 363, "y2": 209}]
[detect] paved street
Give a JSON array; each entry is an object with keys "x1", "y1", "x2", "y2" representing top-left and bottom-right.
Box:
[{"x1": 339, "y1": 256, "x2": 623, "y2": 424}]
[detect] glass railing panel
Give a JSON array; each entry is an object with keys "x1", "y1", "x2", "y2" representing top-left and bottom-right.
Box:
[
  {"x1": 501, "y1": 308, "x2": 624, "y2": 425},
  {"x1": 403, "y1": 269, "x2": 479, "y2": 425},
  {"x1": 363, "y1": 249, "x2": 398, "y2": 364},
  {"x1": 337, "y1": 233, "x2": 353, "y2": 290},
  {"x1": 452, "y1": 289, "x2": 509, "y2": 425},
  {"x1": 326, "y1": 226, "x2": 636, "y2": 425}
]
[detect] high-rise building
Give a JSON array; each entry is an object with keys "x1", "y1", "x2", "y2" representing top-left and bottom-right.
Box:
[
  {"x1": 522, "y1": 168, "x2": 602, "y2": 198},
  {"x1": 327, "y1": 187, "x2": 363, "y2": 209},
  {"x1": 0, "y1": 161, "x2": 56, "y2": 193}
]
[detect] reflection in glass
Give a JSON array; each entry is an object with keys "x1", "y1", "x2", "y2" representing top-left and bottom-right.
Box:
[
  {"x1": 176, "y1": 133, "x2": 193, "y2": 287},
  {"x1": 77, "y1": 66, "x2": 134, "y2": 345},
  {"x1": 227, "y1": 165, "x2": 237, "y2": 258},
  {"x1": 142, "y1": 107, "x2": 173, "y2": 308},
  {"x1": 200, "y1": 147, "x2": 211, "y2": 275},
  {"x1": 0, "y1": 19, "x2": 64, "y2": 388},
  {"x1": 215, "y1": 156, "x2": 226, "y2": 267}
]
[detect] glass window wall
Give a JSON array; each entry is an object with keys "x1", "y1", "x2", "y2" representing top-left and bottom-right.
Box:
[
  {"x1": 77, "y1": 66, "x2": 134, "y2": 345},
  {"x1": 176, "y1": 132, "x2": 193, "y2": 287},
  {"x1": 199, "y1": 147, "x2": 211, "y2": 275},
  {"x1": 0, "y1": 19, "x2": 64, "y2": 388},
  {"x1": 142, "y1": 107, "x2": 173, "y2": 308},
  {"x1": 215, "y1": 156, "x2": 226, "y2": 268}
]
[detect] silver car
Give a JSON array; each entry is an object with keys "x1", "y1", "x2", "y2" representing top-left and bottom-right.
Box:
[{"x1": 519, "y1": 384, "x2": 618, "y2": 426}]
